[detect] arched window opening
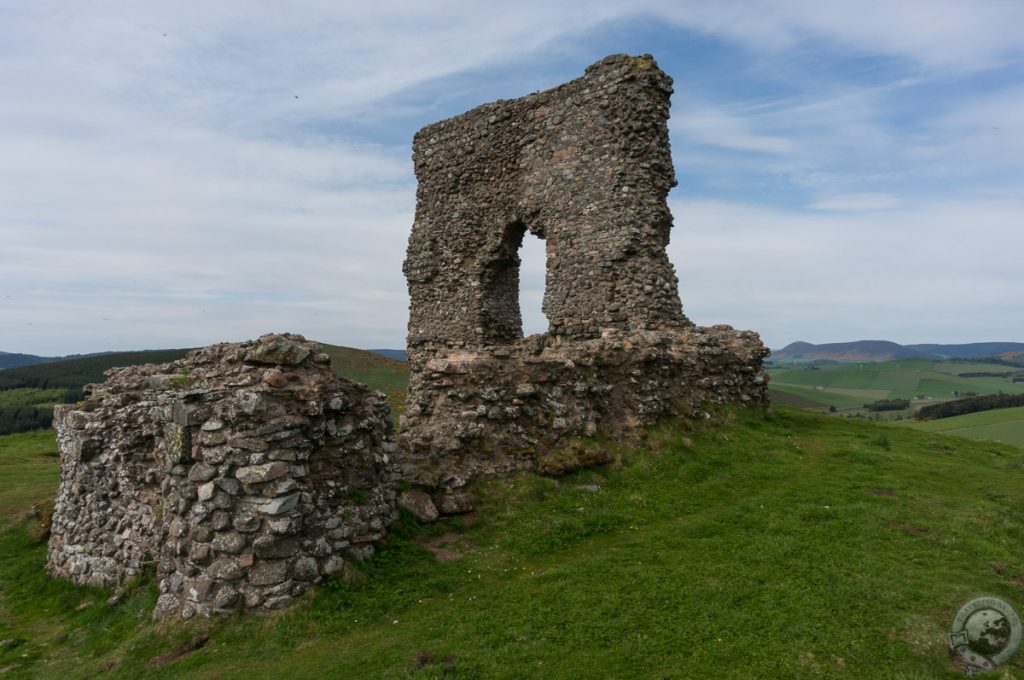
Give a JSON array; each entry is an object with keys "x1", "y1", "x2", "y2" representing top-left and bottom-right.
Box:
[
  {"x1": 519, "y1": 231, "x2": 547, "y2": 337},
  {"x1": 479, "y1": 220, "x2": 549, "y2": 344}
]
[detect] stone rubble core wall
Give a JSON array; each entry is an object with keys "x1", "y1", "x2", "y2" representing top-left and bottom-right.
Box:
[
  {"x1": 47, "y1": 334, "x2": 399, "y2": 619},
  {"x1": 401, "y1": 54, "x2": 770, "y2": 485}
]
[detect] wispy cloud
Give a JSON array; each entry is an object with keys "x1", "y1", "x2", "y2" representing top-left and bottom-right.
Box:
[
  {"x1": 671, "y1": 105, "x2": 794, "y2": 155},
  {"x1": 808, "y1": 193, "x2": 900, "y2": 211}
]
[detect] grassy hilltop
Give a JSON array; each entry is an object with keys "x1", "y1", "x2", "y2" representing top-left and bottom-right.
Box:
[{"x1": 2, "y1": 407, "x2": 1024, "y2": 678}]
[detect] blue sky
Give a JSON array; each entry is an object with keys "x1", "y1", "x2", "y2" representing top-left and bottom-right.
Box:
[{"x1": 2, "y1": 1, "x2": 1022, "y2": 355}]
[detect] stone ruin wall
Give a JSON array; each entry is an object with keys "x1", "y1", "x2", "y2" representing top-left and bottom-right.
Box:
[
  {"x1": 47, "y1": 334, "x2": 399, "y2": 619},
  {"x1": 47, "y1": 54, "x2": 770, "y2": 618},
  {"x1": 400, "y1": 54, "x2": 769, "y2": 486},
  {"x1": 404, "y1": 54, "x2": 685, "y2": 351}
]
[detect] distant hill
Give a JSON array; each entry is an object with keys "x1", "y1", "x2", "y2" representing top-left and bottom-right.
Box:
[
  {"x1": 369, "y1": 349, "x2": 407, "y2": 361},
  {"x1": 0, "y1": 348, "x2": 195, "y2": 435},
  {"x1": 771, "y1": 340, "x2": 1024, "y2": 363},
  {"x1": 0, "y1": 351, "x2": 62, "y2": 370},
  {"x1": 0, "y1": 350, "x2": 121, "y2": 370},
  {"x1": 0, "y1": 349, "x2": 194, "y2": 391},
  {"x1": 0, "y1": 342, "x2": 409, "y2": 436}
]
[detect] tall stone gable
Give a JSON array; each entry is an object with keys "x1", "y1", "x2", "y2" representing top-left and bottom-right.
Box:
[
  {"x1": 404, "y1": 54, "x2": 685, "y2": 349},
  {"x1": 401, "y1": 54, "x2": 769, "y2": 486}
]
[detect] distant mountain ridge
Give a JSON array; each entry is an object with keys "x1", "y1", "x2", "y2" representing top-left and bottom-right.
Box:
[{"x1": 771, "y1": 340, "x2": 1024, "y2": 363}]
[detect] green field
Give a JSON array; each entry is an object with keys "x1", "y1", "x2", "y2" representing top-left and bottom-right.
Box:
[
  {"x1": 3, "y1": 409, "x2": 1024, "y2": 677},
  {"x1": 902, "y1": 405, "x2": 1024, "y2": 448},
  {"x1": 767, "y1": 359, "x2": 1024, "y2": 448},
  {"x1": 769, "y1": 360, "x2": 1024, "y2": 409}
]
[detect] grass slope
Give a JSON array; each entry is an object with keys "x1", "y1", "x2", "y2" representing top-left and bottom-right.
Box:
[
  {"x1": 3, "y1": 409, "x2": 1024, "y2": 678},
  {"x1": 0, "y1": 431, "x2": 60, "y2": 519}
]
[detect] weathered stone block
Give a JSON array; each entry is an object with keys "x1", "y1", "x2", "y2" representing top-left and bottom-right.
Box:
[
  {"x1": 258, "y1": 493, "x2": 299, "y2": 516},
  {"x1": 235, "y1": 462, "x2": 289, "y2": 485},
  {"x1": 398, "y1": 490, "x2": 439, "y2": 523},
  {"x1": 249, "y1": 560, "x2": 288, "y2": 586},
  {"x1": 244, "y1": 335, "x2": 311, "y2": 366}
]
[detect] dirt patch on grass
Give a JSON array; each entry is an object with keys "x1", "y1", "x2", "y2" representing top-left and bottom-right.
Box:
[
  {"x1": 148, "y1": 633, "x2": 209, "y2": 669},
  {"x1": 868, "y1": 488, "x2": 897, "y2": 498},
  {"x1": 421, "y1": 532, "x2": 466, "y2": 562},
  {"x1": 894, "y1": 523, "x2": 930, "y2": 535}
]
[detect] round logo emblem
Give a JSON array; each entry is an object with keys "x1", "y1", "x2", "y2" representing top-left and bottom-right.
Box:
[{"x1": 949, "y1": 596, "x2": 1021, "y2": 673}]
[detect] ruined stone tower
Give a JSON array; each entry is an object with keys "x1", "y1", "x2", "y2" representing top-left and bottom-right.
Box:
[{"x1": 401, "y1": 54, "x2": 769, "y2": 485}]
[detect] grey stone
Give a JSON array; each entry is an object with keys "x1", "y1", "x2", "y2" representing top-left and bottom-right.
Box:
[
  {"x1": 208, "y1": 558, "x2": 243, "y2": 581},
  {"x1": 235, "y1": 462, "x2": 289, "y2": 485},
  {"x1": 244, "y1": 336, "x2": 311, "y2": 366},
  {"x1": 259, "y1": 493, "x2": 300, "y2": 516},
  {"x1": 263, "y1": 595, "x2": 293, "y2": 609},
  {"x1": 211, "y1": 511, "x2": 231, "y2": 531},
  {"x1": 253, "y1": 535, "x2": 300, "y2": 559},
  {"x1": 216, "y1": 478, "x2": 242, "y2": 495},
  {"x1": 293, "y1": 556, "x2": 319, "y2": 581},
  {"x1": 185, "y1": 577, "x2": 214, "y2": 602},
  {"x1": 249, "y1": 560, "x2": 288, "y2": 586},
  {"x1": 211, "y1": 533, "x2": 247, "y2": 554},
  {"x1": 232, "y1": 515, "x2": 261, "y2": 533},
  {"x1": 398, "y1": 490, "x2": 439, "y2": 523},
  {"x1": 213, "y1": 585, "x2": 240, "y2": 609},
  {"x1": 197, "y1": 481, "x2": 216, "y2": 502},
  {"x1": 188, "y1": 463, "x2": 217, "y2": 483},
  {"x1": 322, "y1": 555, "x2": 344, "y2": 575}
]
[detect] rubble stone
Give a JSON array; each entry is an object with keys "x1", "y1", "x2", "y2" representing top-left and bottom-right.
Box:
[{"x1": 47, "y1": 333, "x2": 398, "y2": 619}]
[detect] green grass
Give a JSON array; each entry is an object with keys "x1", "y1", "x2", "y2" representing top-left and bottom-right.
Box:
[
  {"x1": 320, "y1": 344, "x2": 409, "y2": 396},
  {"x1": 0, "y1": 430, "x2": 60, "y2": 519},
  {"x1": 0, "y1": 388, "x2": 66, "y2": 409},
  {"x1": 3, "y1": 408, "x2": 1024, "y2": 677},
  {"x1": 765, "y1": 382, "x2": 869, "y2": 410},
  {"x1": 902, "y1": 405, "x2": 1024, "y2": 448},
  {"x1": 767, "y1": 388, "x2": 830, "y2": 410}
]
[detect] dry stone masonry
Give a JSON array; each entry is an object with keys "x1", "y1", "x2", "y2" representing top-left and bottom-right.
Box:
[
  {"x1": 47, "y1": 334, "x2": 398, "y2": 619},
  {"x1": 401, "y1": 54, "x2": 769, "y2": 486}
]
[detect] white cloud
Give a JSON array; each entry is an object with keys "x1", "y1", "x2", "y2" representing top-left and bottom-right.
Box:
[
  {"x1": 671, "y1": 106, "x2": 794, "y2": 155},
  {"x1": 1, "y1": 1, "x2": 1022, "y2": 354},
  {"x1": 808, "y1": 193, "x2": 900, "y2": 211},
  {"x1": 665, "y1": 197, "x2": 1024, "y2": 347},
  {"x1": 651, "y1": 0, "x2": 1024, "y2": 72}
]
